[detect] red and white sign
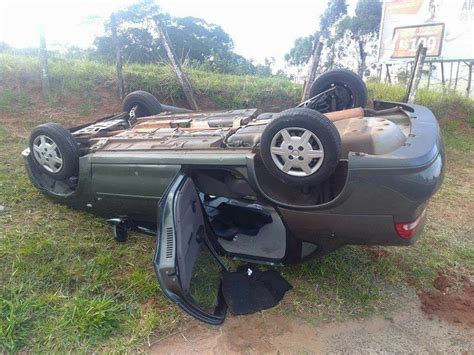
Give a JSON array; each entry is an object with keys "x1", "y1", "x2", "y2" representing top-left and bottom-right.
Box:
[{"x1": 378, "y1": 0, "x2": 474, "y2": 62}]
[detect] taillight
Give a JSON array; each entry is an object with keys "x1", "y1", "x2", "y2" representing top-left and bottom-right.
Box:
[{"x1": 395, "y1": 209, "x2": 426, "y2": 239}]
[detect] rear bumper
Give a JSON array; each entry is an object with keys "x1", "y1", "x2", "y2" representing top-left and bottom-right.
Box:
[{"x1": 280, "y1": 206, "x2": 428, "y2": 247}]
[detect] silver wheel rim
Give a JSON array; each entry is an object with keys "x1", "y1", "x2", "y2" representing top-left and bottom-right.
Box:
[
  {"x1": 270, "y1": 127, "x2": 324, "y2": 177},
  {"x1": 32, "y1": 135, "x2": 63, "y2": 173}
]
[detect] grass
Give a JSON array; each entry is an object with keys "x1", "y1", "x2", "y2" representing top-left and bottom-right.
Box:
[
  {"x1": 0, "y1": 54, "x2": 473, "y2": 353},
  {"x1": 0, "y1": 54, "x2": 301, "y2": 112},
  {"x1": 2, "y1": 54, "x2": 474, "y2": 118},
  {"x1": 0, "y1": 127, "x2": 181, "y2": 353}
]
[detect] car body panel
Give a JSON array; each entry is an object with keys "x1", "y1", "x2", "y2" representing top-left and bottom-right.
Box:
[
  {"x1": 23, "y1": 100, "x2": 445, "y2": 251},
  {"x1": 23, "y1": 100, "x2": 445, "y2": 325},
  {"x1": 153, "y1": 173, "x2": 226, "y2": 324}
]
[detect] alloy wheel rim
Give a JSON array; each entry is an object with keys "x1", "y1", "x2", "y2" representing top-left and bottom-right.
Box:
[
  {"x1": 270, "y1": 127, "x2": 324, "y2": 177},
  {"x1": 32, "y1": 135, "x2": 63, "y2": 173}
]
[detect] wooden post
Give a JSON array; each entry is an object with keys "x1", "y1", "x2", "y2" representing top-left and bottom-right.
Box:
[
  {"x1": 427, "y1": 62, "x2": 433, "y2": 89},
  {"x1": 467, "y1": 61, "x2": 473, "y2": 97},
  {"x1": 300, "y1": 80, "x2": 307, "y2": 102},
  {"x1": 377, "y1": 65, "x2": 382, "y2": 82},
  {"x1": 406, "y1": 44, "x2": 427, "y2": 104},
  {"x1": 39, "y1": 28, "x2": 50, "y2": 98},
  {"x1": 454, "y1": 61, "x2": 460, "y2": 90},
  {"x1": 448, "y1": 61, "x2": 454, "y2": 90},
  {"x1": 111, "y1": 13, "x2": 125, "y2": 100},
  {"x1": 385, "y1": 64, "x2": 392, "y2": 84},
  {"x1": 440, "y1": 62, "x2": 445, "y2": 92},
  {"x1": 302, "y1": 36, "x2": 324, "y2": 101},
  {"x1": 154, "y1": 16, "x2": 199, "y2": 111}
]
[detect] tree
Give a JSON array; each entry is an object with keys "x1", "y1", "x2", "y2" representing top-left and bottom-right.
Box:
[
  {"x1": 319, "y1": 0, "x2": 348, "y2": 69},
  {"x1": 91, "y1": 0, "x2": 264, "y2": 75},
  {"x1": 285, "y1": 0, "x2": 347, "y2": 70},
  {"x1": 284, "y1": 35, "x2": 315, "y2": 67},
  {"x1": 336, "y1": 0, "x2": 382, "y2": 76}
]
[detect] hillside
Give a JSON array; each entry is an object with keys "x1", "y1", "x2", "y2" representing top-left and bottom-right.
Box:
[{"x1": 1, "y1": 54, "x2": 473, "y2": 126}]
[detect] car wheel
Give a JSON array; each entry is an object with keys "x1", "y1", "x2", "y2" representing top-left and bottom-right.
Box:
[
  {"x1": 309, "y1": 69, "x2": 367, "y2": 112},
  {"x1": 29, "y1": 123, "x2": 80, "y2": 180},
  {"x1": 260, "y1": 108, "x2": 341, "y2": 186},
  {"x1": 122, "y1": 91, "x2": 163, "y2": 118}
]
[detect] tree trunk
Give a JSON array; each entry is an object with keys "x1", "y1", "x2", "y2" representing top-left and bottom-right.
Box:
[
  {"x1": 302, "y1": 36, "x2": 323, "y2": 101},
  {"x1": 39, "y1": 28, "x2": 50, "y2": 98},
  {"x1": 357, "y1": 40, "x2": 366, "y2": 78},
  {"x1": 111, "y1": 13, "x2": 125, "y2": 100},
  {"x1": 154, "y1": 16, "x2": 199, "y2": 111}
]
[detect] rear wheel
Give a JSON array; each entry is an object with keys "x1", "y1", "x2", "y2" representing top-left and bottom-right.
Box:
[
  {"x1": 29, "y1": 123, "x2": 79, "y2": 180},
  {"x1": 260, "y1": 108, "x2": 341, "y2": 186},
  {"x1": 309, "y1": 69, "x2": 367, "y2": 112},
  {"x1": 122, "y1": 91, "x2": 162, "y2": 118}
]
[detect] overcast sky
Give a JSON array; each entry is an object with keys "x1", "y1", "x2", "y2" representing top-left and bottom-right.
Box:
[{"x1": 0, "y1": 0, "x2": 354, "y2": 67}]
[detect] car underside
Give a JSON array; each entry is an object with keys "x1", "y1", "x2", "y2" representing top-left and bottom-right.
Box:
[{"x1": 23, "y1": 69, "x2": 445, "y2": 324}]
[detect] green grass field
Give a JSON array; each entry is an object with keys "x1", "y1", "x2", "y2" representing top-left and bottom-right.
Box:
[{"x1": 0, "y1": 55, "x2": 473, "y2": 353}]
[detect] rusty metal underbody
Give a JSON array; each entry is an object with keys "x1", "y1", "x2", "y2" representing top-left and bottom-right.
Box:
[{"x1": 87, "y1": 107, "x2": 410, "y2": 157}]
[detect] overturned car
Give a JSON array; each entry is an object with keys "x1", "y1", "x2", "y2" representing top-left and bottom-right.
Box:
[{"x1": 23, "y1": 70, "x2": 444, "y2": 324}]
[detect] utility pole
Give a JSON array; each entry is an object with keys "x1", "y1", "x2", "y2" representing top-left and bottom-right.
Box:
[
  {"x1": 39, "y1": 27, "x2": 50, "y2": 98},
  {"x1": 111, "y1": 13, "x2": 125, "y2": 100},
  {"x1": 302, "y1": 35, "x2": 324, "y2": 101},
  {"x1": 154, "y1": 16, "x2": 199, "y2": 110}
]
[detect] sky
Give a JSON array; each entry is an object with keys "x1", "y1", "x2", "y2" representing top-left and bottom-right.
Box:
[{"x1": 0, "y1": 0, "x2": 343, "y2": 68}]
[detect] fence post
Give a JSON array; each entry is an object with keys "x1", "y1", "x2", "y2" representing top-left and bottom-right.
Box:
[
  {"x1": 440, "y1": 62, "x2": 445, "y2": 92},
  {"x1": 467, "y1": 61, "x2": 473, "y2": 97},
  {"x1": 302, "y1": 36, "x2": 323, "y2": 101},
  {"x1": 154, "y1": 16, "x2": 199, "y2": 111},
  {"x1": 39, "y1": 28, "x2": 50, "y2": 98},
  {"x1": 111, "y1": 13, "x2": 125, "y2": 100},
  {"x1": 385, "y1": 64, "x2": 392, "y2": 84},
  {"x1": 426, "y1": 62, "x2": 433, "y2": 89},
  {"x1": 405, "y1": 44, "x2": 427, "y2": 104}
]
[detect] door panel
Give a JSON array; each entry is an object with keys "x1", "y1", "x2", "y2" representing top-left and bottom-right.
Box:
[{"x1": 153, "y1": 173, "x2": 226, "y2": 324}]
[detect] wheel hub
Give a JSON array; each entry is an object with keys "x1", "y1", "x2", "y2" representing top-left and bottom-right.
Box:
[
  {"x1": 270, "y1": 127, "x2": 324, "y2": 177},
  {"x1": 32, "y1": 135, "x2": 63, "y2": 173}
]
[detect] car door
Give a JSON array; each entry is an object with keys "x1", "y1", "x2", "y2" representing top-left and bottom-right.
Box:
[{"x1": 153, "y1": 172, "x2": 227, "y2": 325}]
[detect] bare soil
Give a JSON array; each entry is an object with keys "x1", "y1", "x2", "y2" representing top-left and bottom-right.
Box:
[
  {"x1": 419, "y1": 276, "x2": 474, "y2": 329},
  {"x1": 148, "y1": 294, "x2": 473, "y2": 354}
]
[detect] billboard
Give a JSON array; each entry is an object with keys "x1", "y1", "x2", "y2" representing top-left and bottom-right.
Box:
[{"x1": 378, "y1": 0, "x2": 474, "y2": 62}]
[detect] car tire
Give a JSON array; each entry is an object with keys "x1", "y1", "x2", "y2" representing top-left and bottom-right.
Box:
[
  {"x1": 29, "y1": 123, "x2": 80, "y2": 180},
  {"x1": 309, "y1": 69, "x2": 368, "y2": 111},
  {"x1": 122, "y1": 91, "x2": 162, "y2": 118},
  {"x1": 260, "y1": 108, "x2": 341, "y2": 186}
]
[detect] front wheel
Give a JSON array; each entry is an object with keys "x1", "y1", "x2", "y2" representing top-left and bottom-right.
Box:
[
  {"x1": 260, "y1": 108, "x2": 341, "y2": 186},
  {"x1": 29, "y1": 123, "x2": 80, "y2": 180}
]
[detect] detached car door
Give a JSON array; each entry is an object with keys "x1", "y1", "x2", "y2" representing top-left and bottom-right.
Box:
[{"x1": 153, "y1": 173, "x2": 227, "y2": 325}]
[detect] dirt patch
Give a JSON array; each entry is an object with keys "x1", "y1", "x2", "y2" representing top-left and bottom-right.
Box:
[
  {"x1": 419, "y1": 277, "x2": 474, "y2": 329},
  {"x1": 0, "y1": 85, "x2": 121, "y2": 138},
  {"x1": 149, "y1": 313, "x2": 322, "y2": 354},
  {"x1": 149, "y1": 297, "x2": 474, "y2": 354},
  {"x1": 433, "y1": 272, "x2": 453, "y2": 292},
  {"x1": 365, "y1": 246, "x2": 393, "y2": 262}
]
